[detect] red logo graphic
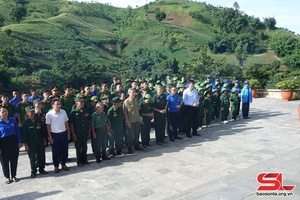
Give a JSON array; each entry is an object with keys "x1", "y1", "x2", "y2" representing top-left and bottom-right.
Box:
[{"x1": 257, "y1": 172, "x2": 296, "y2": 191}]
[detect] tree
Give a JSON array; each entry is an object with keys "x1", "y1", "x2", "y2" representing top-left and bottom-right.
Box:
[
  {"x1": 155, "y1": 11, "x2": 166, "y2": 22},
  {"x1": 233, "y1": 1, "x2": 240, "y2": 10},
  {"x1": 144, "y1": 4, "x2": 149, "y2": 13},
  {"x1": 235, "y1": 41, "x2": 248, "y2": 68},
  {"x1": 9, "y1": 4, "x2": 27, "y2": 23},
  {"x1": 264, "y1": 17, "x2": 276, "y2": 31}
]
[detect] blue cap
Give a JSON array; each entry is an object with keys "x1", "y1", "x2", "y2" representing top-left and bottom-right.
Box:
[
  {"x1": 234, "y1": 80, "x2": 239, "y2": 83},
  {"x1": 223, "y1": 79, "x2": 229, "y2": 83},
  {"x1": 206, "y1": 75, "x2": 211, "y2": 78},
  {"x1": 215, "y1": 78, "x2": 219, "y2": 82},
  {"x1": 189, "y1": 78, "x2": 194, "y2": 81},
  {"x1": 244, "y1": 80, "x2": 249, "y2": 84}
]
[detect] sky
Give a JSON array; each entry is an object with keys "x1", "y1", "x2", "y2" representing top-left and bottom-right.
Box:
[{"x1": 88, "y1": 0, "x2": 300, "y2": 35}]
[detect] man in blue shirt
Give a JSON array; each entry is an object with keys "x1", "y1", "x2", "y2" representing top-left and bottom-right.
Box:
[
  {"x1": 206, "y1": 75, "x2": 215, "y2": 88},
  {"x1": 182, "y1": 80, "x2": 200, "y2": 138},
  {"x1": 241, "y1": 80, "x2": 253, "y2": 119},
  {"x1": 9, "y1": 90, "x2": 23, "y2": 120},
  {"x1": 28, "y1": 88, "x2": 43, "y2": 103},
  {"x1": 166, "y1": 86, "x2": 182, "y2": 141},
  {"x1": 90, "y1": 82, "x2": 99, "y2": 96}
]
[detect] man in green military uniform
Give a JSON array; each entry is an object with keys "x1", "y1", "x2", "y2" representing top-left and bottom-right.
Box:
[
  {"x1": 212, "y1": 89, "x2": 220, "y2": 121},
  {"x1": 139, "y1": 94, "x2": 153, "y2": 147},
  {"x1": 41, "y1": 90, "x2": 52, "y2": 113},
  {"x1": 100, "y1": 94, "x2": 110, "y2": 114},
  {"x1": 124, "y1": 79, "x2": 132, "y2": 98},
  {"x1": 16, "y1": 92, "x2": 33, "y2": 127},
  {"x1": 203, "y1": 90, "x2": 212, "y2": 127},
  {"x1": 91, "y1": 102, "x2": 112, "y2": 162},
  {"x1": 60, "y1": 85, "x2": 76, "y2": 115},
  {"x1": 107, "y1": 97, "x2": 124, "y2": 156},
  {"x1": 230, "y1": 88, "x2": 239, "y2": 121},
  {"x1": 152, "y1": 85, "x2": 168, "y2": 145},
  {"x1": 70, "y1": 97, "x2": 91, "y2": 167},
  {"x1": 1, "y1": 93, "x2": 15, "y2": 118},
  {"x1": 49, "y1": 86, "x2": 60, "y2": 101},
  {"x1": 220, "y1": 88, "x2": 229, "y2": 124},
  {"x1": 22, "y1": 105, "x2": 48, "y2": 178},
  {"x1": 97, "y1": 82, "x2": 111, "y2": 102},
  {"x1": 198, "y1": 88, "x2": 205, "y2": 129}
]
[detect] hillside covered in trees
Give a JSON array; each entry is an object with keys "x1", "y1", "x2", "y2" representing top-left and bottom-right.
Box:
[{"x1": 0, "y1": 0, "x2": 299, "y2": 91}]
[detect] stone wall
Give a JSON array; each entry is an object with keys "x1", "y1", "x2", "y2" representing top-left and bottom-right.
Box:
[{"x1": 257, "y1": 89, "x2": 300, "y2": 100}]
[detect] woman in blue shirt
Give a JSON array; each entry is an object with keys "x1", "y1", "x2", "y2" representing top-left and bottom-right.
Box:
[
  {"x1": 0, "y1": 107, "x2": 22, "y2": 184},
  {"x1": 241, "y1": 80, "x2": 253, "y2": 119}
]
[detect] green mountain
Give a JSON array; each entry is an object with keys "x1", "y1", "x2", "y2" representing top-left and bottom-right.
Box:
[{"x1": 0, "y1": 0, "x2": 299, "y2": 91}]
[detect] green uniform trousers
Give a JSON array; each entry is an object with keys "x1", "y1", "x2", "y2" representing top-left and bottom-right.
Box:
[
  {"x1": 28, "y1": 144, "x2": 45, "y2": 173},
  {"x1": 74, "y1": 135, "x2": 88, "y2": 164},
  {"x1": 141, "y1": 123, "x2": 151, "y2": 146}
]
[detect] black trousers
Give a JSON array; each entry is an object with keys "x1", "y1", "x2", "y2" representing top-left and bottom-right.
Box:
[
  {"x1": 154, "y1": 114, "x2": 166, "y2": 142},
  {"x1": 168, "y1": 112, "x2": 180, "y2": 139},
  {"x1": 0, "y1": 135, "x2": 19, "y2": 179},
  {"x1": 28, "y1": 144, "x2": 45, "y2": 173},
  {"x1": 185, "y1": 105, "x2": 199, "y2": 136},
  {"x1": 242, "y1": 102, "x2": 250, "y2": 118}
]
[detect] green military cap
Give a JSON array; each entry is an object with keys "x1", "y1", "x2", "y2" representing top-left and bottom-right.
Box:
[
  {"x1": 205, "y1": 84, "x2": 211, "y2": 89},
  {"x1": 215, "y1": 82, "x2": 220, "y2": 86},
  {"x1": 198, "y1": 87, "x2": 205, "y2": 91},
  {"x1": 156, "y1": 80, "x2": 161, "y2": 84},
  {"x1": 204, "y1": 80, "x2": 210, "y2": 85},
  {"x1": 25, "y1": 105, "x2": 35, "y2": 112},
  {"x1": 149, "y1": 78, "x2": 154, "y2": 81},
  {"x1": 133, "y1": 79, "x2": 138, "y2": 82},
  {"x1": 172, "y1": 76, "x2": 178, "y2": 81},
  {"x1": 125, "y1": 79, "x2": 132, "y2": 83},
  {"x1": 231, "y1": 88, "x2": 237, "y2": 93},
  {"x1": 100, "y1": 94, "x2": 109, "y2": 100},
  {"x1": 204, "y1": 90, "x2": 210, "y2": 96},
  {"x1": 33, "y1": 99, "x2": 41, "y2": 105},
  {"x1": 221, "y1": 88, "x2": 227, "y2": 93},
  {"x1": 177, "y1": 84, "x2": 185, "y2": 88},
  {"x1": 76, "y1": 93, "x2": 84, "y2": 98},
  {"x1": 149, "y1": 83, "x2": 154, "y2": 88},
  {"x1": 223, "y1": 83, "x2": 228, "y2": 88},
  {"x1": 161, "y1": 82, "x2": 166, "y2": 86},
  {"x1": 75, "y1": 97, "x2": 84, "y2": 102},
  {"x1": 112, "y1": 97, "x2": 121, "y2": 103},
  {"x1": 90, "y1": 96, "x2": 98, "y2": 102},
  {"x1": 144, "y1": 94, "x2": 152, "y2": 99},
  {"x1": 200, "y1": 82, "x2": 206, "y2": 87},
  {"x1": 212, "y1": 89, "x2": 218, "y2": 93}
]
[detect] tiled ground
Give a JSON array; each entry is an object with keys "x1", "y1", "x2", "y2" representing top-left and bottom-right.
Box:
[{"x1": 0, "y1": 98, "x2": 299, "y2": 200}]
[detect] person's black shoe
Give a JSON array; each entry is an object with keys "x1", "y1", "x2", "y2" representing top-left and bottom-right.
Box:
[
  {"x1": 83, "y1": 161, "x2": 91, "y2": 165},
  {"x1": 174, "y1": 136, "x2": 183, "y2": 140},
  {"x1": 128, "y1": 147, "x2": 133, "y2": 154},
  {"x1": 135, "y1": 146, "x2": 144, "y2": 151},
  {"x1": 193, "y1": 133, "x2": 201, "y2": 136},
  {"x1": 162, "y1": 140, "x2": 168, "y2": 144},
  {"x1": 156, "y1": 141, "x2": 162, "y2": 145},
  {"x1": 116, "y1": 151, "x2": 124, "y2": 156},
  {"x1": 30, "y1": 173, "x2": 36, "y2": 178},
  {"x1": 96, "y1": 157, "x2": 101, "y2": 163},
  {"x1": 186, "y1": 134, "x2": 192, "y2": 138},
  {"x1": 39, "y1": 169, "x2": 48, "y2": 174},
  {"x1": 102, "y1": 156, "x2": 110, "y2": 160},
  {"x1": 170, "y1": 138, "x2": 174, "y2": 142}
]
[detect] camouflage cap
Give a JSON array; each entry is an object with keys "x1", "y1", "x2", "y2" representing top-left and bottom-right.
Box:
[
  {"x1": 33, "y1": 99, "x2": 41, "y2": 105},
  {"x1": 25, "y1": 105, "x2": 35, "y2": 112}
]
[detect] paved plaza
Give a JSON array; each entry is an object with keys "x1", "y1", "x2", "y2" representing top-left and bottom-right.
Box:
[{"x1": 0, "y1": 98, "x2": 299, "y2": 200}]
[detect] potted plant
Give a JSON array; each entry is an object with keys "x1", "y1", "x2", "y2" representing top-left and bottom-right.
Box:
[
  {"x1": 248, "y1": 79, "x2": 261, "y2": 98},
  {"x1": 276, "y1": 79, "x2": 300, "y2": 101}
]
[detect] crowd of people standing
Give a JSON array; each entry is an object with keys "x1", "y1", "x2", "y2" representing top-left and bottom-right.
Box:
[{"x1": 0, "y1": 75, "x2": 253, "y2": 184}]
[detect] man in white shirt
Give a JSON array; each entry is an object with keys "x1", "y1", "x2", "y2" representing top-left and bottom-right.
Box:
[
  {"x1": 182, "y1": 80, "x2": 200, "y2": 138},
  {"x1": 46, "y1": 99, "x2": 70, "y2": 173}
]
